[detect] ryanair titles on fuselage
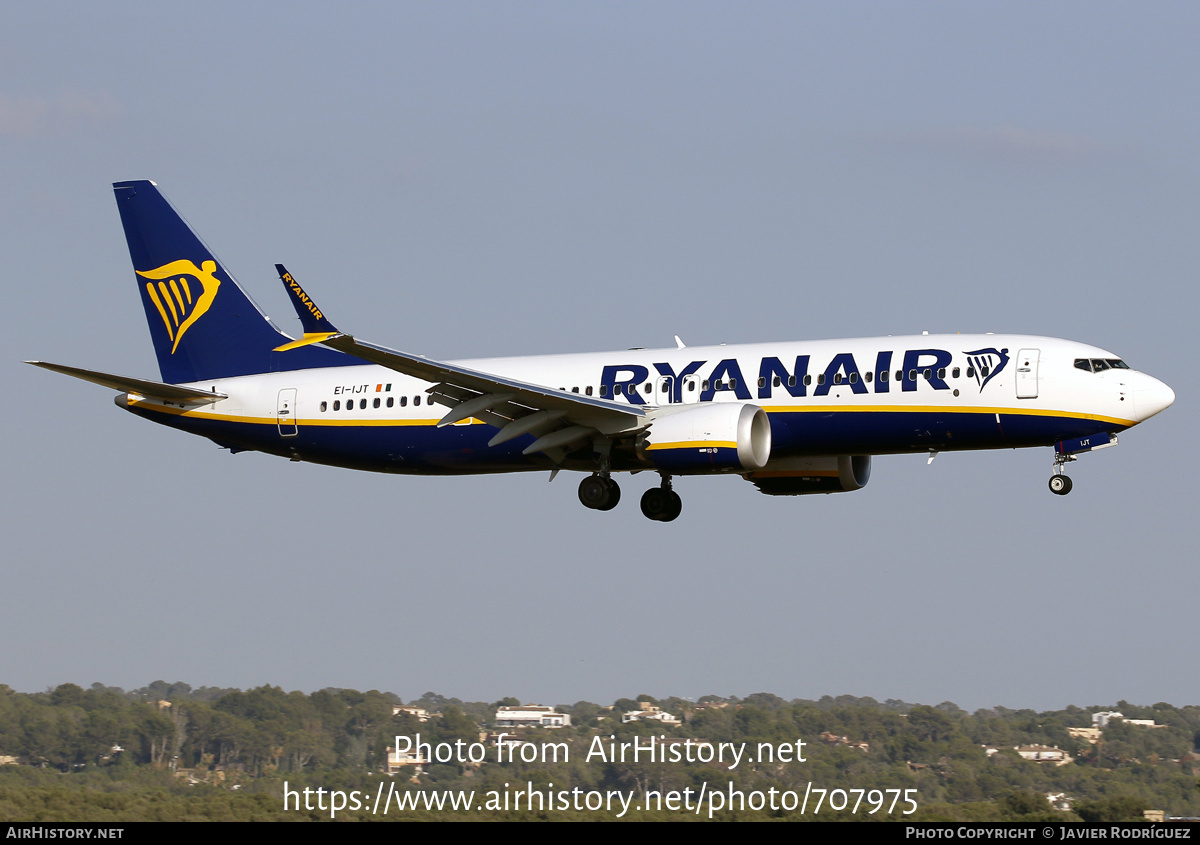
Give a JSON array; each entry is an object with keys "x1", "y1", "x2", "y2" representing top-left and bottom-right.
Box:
[{"x1": 595, "y1": 344, "x2": 1010, "y2": 404}]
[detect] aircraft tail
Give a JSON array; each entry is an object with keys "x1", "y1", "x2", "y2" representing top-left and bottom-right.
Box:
[{"x1": 113, "y1": 180, "x2": 350, "y2": 383}]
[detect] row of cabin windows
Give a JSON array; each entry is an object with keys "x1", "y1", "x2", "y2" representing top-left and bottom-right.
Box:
[
  {"x1": 316, "y1": 363, "x2": 999, "y2": 413},
  {"x1": 319, "y1": 395, "x2": 425, "y2": 412},
  {"x1": 559, "y1": 365, "x2": 991, "y2": 398}
]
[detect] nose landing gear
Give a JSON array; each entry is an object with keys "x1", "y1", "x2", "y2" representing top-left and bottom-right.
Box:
[
  {"x1": 640, "y1": 476, "x2": 682, "y2": 522},
  {"x1": 1048, "y1": 473, "x2": 1073, "y2": 495},
  {"x1": 1049, "y1": 450, "x2": 1075, "y2": 496}
]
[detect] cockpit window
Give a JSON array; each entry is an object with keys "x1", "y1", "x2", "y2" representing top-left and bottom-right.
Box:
[{"x1": 1076, "y1": 358, "x2": 1131, "y2": 373}]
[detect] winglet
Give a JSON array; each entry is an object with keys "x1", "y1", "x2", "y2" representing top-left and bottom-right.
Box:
[{"x1": 273, "y1": 264, "x2": 343, "y2": 351}]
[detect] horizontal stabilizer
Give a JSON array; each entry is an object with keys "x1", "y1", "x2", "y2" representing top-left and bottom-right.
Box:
[{"x1": 25, "y1": 361, "x2": 226, "y2": 403}]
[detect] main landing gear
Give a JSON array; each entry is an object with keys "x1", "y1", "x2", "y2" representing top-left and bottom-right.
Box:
[
  {"x1": 1049, "y1": 452, "x2": 1075, "y2": 496},
  {"x1": 640, "y1": 477, "x2": 682, "y2": 522},
  {"x1": 578, "y1": 474, "x2": 621, "y2": 511},
  {"x1": 577, "y1": 473, "x2": 683, "y2": 521}
]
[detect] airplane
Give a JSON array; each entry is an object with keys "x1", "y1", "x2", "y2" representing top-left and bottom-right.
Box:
[{"x1": 28, "y1": 180, "x2": 1175, "y2": 521}]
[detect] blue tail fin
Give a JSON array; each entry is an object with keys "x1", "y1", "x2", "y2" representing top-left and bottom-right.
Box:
[{"x1": 113, "y1": 180, "x2": 353, "y2": 383}]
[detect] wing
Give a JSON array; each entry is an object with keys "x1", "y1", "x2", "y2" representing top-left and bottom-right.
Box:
[{"x1": 272, "y1": 265, "x2": 645, "y2": 458}]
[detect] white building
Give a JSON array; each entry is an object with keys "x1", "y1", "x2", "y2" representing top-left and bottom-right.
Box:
[
  {"x1": 384, "y1": 745, "x2": 429, "y2": 775},
  {"x1": 621, "y1": 704, "x2": 681, "y2": 726},
  {"x1": 1093, "y1": 711, "x2": 1158, "y2": 729},
  {"x1": 495, "y1": 705, "x2": 571, "y2": 728}
]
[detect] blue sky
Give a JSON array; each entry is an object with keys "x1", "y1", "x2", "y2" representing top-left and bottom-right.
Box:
[{"x1": 3, "y1": 2, "x2": 1196, "y2": 711}]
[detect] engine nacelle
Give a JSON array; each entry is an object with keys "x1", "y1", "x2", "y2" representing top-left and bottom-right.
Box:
[
  {"x1": 640, "y1": 403, "x2": 772, "y2": 474},
  {"x1": 745, "y1": 455, "x2": 872, "y2": 496}
]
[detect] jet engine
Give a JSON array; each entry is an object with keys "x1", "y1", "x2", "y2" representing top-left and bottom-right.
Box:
[
  {"x1": 745, "y1": 455, "x2": 872, "y2": 496},
  {"x1": 639, "y1": 403, "x2": 771, "y2": 474}
]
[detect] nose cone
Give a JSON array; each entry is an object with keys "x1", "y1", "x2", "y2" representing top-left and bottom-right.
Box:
[{"x1": 1132, "y1": 372, "x2": 1175, "y2": 422}]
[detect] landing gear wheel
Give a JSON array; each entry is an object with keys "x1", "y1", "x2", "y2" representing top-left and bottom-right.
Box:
[
  {"x1": 579, "y1": 475, "x2": 620, "y2": 510},
  {"x1": 662, "y1": 490, "x2": 682, "y2": 522},
  {"x1": 640, "y1": 487, "x2": 668, "y2": 520},
  {"x1": 640, "y1": 487, "x2": 683, "y2": 521},
  {"x1": 597, "y1": 477, "x2": 621, "y2": 511},
  {"x1": 1048, "y1": 474, "x2": 1073, "y2": 495},
  {"x1": 579, "y1": 475, "x2": 607, "y2": 509}
]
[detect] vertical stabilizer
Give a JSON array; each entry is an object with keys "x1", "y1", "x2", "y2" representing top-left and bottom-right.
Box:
[{"x1": 113, "y1": 180, "x2": 351, "y2": 383}]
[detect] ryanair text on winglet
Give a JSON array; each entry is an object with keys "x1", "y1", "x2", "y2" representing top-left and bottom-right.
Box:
[{"x1": 282, "y1": 271, "x2": 324, "y2": 321}]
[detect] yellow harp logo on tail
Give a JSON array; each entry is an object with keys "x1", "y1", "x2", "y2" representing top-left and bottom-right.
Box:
[{"x1": 137, "y1": 260, "x2": 221, "y2": 354}]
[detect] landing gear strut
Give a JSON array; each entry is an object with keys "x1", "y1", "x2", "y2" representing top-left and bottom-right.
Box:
[
  {"x1": 578, "y1": 474, "x2": 620, "y2": 511},
  {"x1": 640, "y1": 476, "x2": 682, "y2": 522},
  {"x1": 1049, "y1": 452, "x2": 1075, "y2": 496}
]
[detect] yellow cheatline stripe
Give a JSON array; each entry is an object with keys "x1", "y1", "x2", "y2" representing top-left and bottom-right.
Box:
[
  {"x1": 180, "y1": 277, "x2": 192, "y2": 305},
  {"x1": 144, "y1": 283, "x2": 174, "y2": 341},
  {"x1": 127, "y1": 398, "x2": 1135, "y2": 432},
  {"x1": 765, "y1": 404, "x2": 1136, "y2": 428},
  {"x1": 169, "y1": 278, "x2": 186, "y2": 313},
  {"x1": 646, "y1": 440, "x2": 737, "y2": 451},
  {"x1": 126, "y1": 398, "x2": 440, "y2": 427},
  {"x1": 158, "y1": 281, "x2": 180, "y2": 326}
]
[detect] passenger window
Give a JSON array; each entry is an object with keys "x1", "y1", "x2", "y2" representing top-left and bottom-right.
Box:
[
  {"x1": 967, "y1": 367, "x2": 975, "y2": 378},
  {"x1": 937, "y1": 368, "x2": 946, "y2": 379},
  {"x1": 703, "y1": 380, "x2": 709, "y2": 391},
  {"x1": 571, "y1": 387, "x2": 579, "y2": 393},
  {"x1": 908, "y1": 370, "x2": 917, "y2": 381},
  {"x1": 387, "y1": 397, "x2": 394, "y2": 408},
  {"x1": 332, "y1": 400, "x2": 339, "y2": 411},
  {"x1": 360, "y1": 398, "x2": 367, "y2": 409},
  {"x1": 923, "y1": 368, "x2": 931, "y2": 380},
  {"x1": 896, "y1": 370, "x2": 903, "y2": 381},
  {"x1": 817, "y1": 374, "x2": 826, "y2": 385},
  {"x1": 804, "y1": 375, "x2": 812, "y2": 386},
  {"x1": 864, "y1": 371, "x2": 872, "y2": 383},
  {"x1": 980, "y1": 366, "x2": 989, "y2": 377},
  {"x1": 373, "y1": 398, "x2": 380, "y2": 408},
  {"x1": 586, "y1": 386, "x2": 593, "y2": 396},
  {"x1": 773, "y1": 376, "x2": 781, "y2": 387},
  {"x1": 414, "y1": 396, "x2": 420, "y2": 406},
  {"x1": 600, "y1": 385, "x2": 609, "y2": 397},
  {"x1": 787, "y1": 376, "x2": 796, "y2": 387},
  {"x1": 833, "y1": 373, "x2": 842, "y2": 385},
  {"x1": 401, "y1": 396, "x2": 408, "y2": 407},
  {"x1": 952, "y1": 367, "x2": 960, "y2": 378},
  {"x1": 759, "y1": 377, "x2": 767, "y2": 388},
  {"x1": 320, "y1": 401, "x2": 327, "y2": 412},
  {"x1": 687, "y1": 380, "x2": 695, "y2": 391},
  {"x1": 879, "y1": 371, "x2": 889, "y2": 383},
  {"x1": 849, "y1": 373, "x2": 858, "y2": 384}
]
